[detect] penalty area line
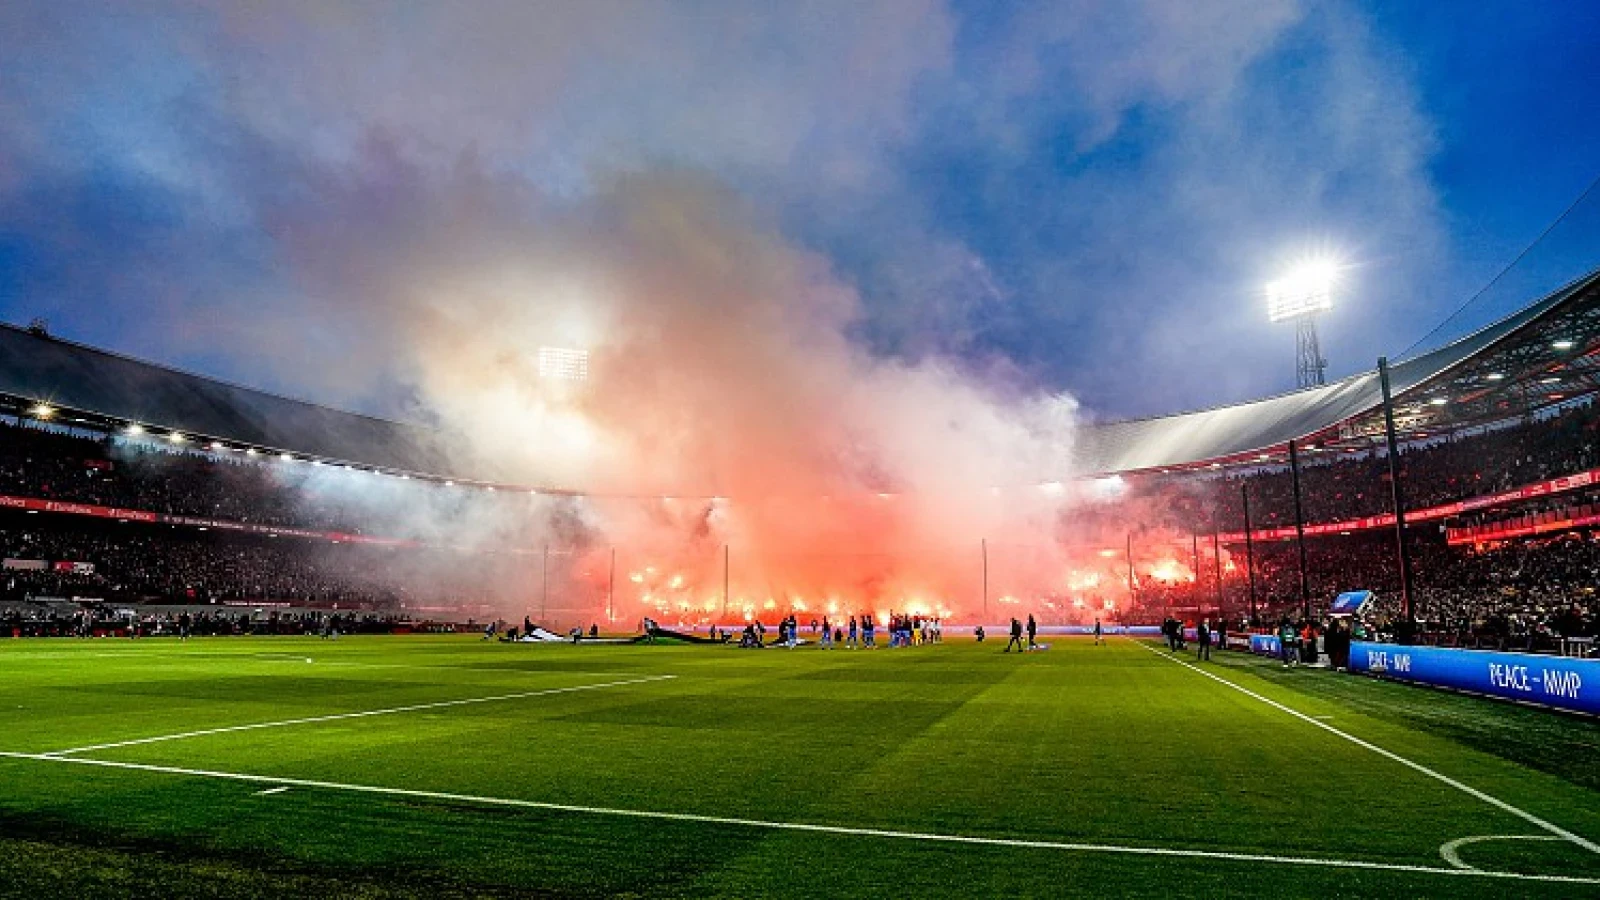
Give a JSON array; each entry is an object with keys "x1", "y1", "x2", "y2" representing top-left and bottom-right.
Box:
[
  {"x1": 0, "y1": 752, "x2": 1595, "y2": 884},
  {"x1": 1130, "y1": 640, "x2": 1600, "y2": 857},
  {"x1": 40, "y1": 674, "x2": 677, "y2": 757}
]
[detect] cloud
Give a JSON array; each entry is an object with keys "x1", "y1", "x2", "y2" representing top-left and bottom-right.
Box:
[{"x1": 0, "y1": 1, "x2": 1454, "y2": 621}]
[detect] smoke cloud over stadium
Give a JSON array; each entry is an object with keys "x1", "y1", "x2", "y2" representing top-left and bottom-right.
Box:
[
  {"x1": 257, "y1": 159, "x2": 1087, "y2": 623},
  {"x1": 11, "y1": 1, "x2": 1571, "y2": 623}
]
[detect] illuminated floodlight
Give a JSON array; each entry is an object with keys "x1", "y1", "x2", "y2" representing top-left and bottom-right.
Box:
[
  {"x1": 1485, "y1": 373, "x2": 1506, "y2": 381},
  {"x1": 1089, "y1": 475, "x2": 1123, "y2": 497},
  {"x1": 1541, "y1": 376, "x2": 1561, "y2": 384},
  {"x1": 245, "y1": 448, "x2": 258, "y2": 456},
  {"x1": 1428, "y1": 397, "x2": 1448, "y2": 406},
  {"x1": 538, "y1": 346, "x2": 589, "y2": 381},
  {"x1": 1552, "y1": 339, "x2": 1575, "y2": 350},
  {"x1": 280, "y1": 452, "x2": 294, "y2": 461},
  {"x1": 1039, "y1": 480, "x2": 1066, "y2": 494},
  {"x1": 168, "y1": 432, "x2": 186, "y2": 444},
  {"x1": 209, "y1": 441, "x2": 225, "y2": 450},
  {"x1": 1266, "y1": 260, "x2": 1337, "y2": 323},
  {"x1": 31, "y1": 403, "x2": 55, "y2": 419},
  {"x1": 125, "y1": 424, "x2": 145, "y2": 436},
  {"x1": 444, "y1": 480, "x2": 455, "y2": 487}
]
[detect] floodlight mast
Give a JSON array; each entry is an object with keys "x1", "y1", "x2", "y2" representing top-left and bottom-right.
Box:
[
  {"x1": 1267, "y1": 262, "x2": 1334, "y2": 388},
  {"x1": 1296, "y1": 315, "x2": 1327, "y2": 388}
]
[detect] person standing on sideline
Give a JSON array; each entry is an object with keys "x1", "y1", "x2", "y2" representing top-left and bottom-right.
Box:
[
  {"x1": 1093, "y1": 618, "x2": 1103, "y2": 646},
  {"x1": 1005, "y1": 617, "x2": 1024, "y2": 653},
  {"x1": 847, "y1": 616, "x2": 858, "y2": 649},
  {"x1": 1197, "y1": 619, "x2": 1212, "y2": 661},
  {"x1": 1026, "y1": 614, "x2": 1038, "y2": 650},
  {"x1": 1278, "y1": 618, "x2": 1298, "y2": 668},
  {"x1": 821, "y1": 617, "x2": 833, "y2": 649}
]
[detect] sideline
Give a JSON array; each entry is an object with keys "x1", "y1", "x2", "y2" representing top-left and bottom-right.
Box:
[
  {"x1": 41, "y1": 674, "x2": 677, "y2": 756},
  {"x1": 1131, "y1": 640, "x2": 1600, "y2": 856},
  {"x1": 0, "y1": 750, "x2": 1595, "y2": 885}
]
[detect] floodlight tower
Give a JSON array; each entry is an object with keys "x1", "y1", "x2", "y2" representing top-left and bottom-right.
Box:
[{"x1": 1267, "y1": 262, "x2": 1335, "y2": 388}]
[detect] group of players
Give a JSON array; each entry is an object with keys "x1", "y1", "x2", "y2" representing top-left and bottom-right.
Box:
[{"x1": 731, "y1": 613, "x2": 945, "y2": 648}]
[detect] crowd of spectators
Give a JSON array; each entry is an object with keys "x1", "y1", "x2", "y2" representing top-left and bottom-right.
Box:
[
  {"x1": 1132, "y1": 531, "x2": 1600, "y2": 653},
  {"x1": 1129, "y1": 399, "x2": 1600, "y2": 533},
  {"x1": 0, "y1": 419, "x2": 370, "y2": 531},
  {"x1": 0, "y1": 522, "x2": 521, "y2": 613},
  {"x1": 0, "y1": 604, "x2": 421, "y2": 638}
]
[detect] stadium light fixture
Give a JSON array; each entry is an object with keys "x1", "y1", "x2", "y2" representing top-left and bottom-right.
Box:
[
  {"x1": 280, "y1": 452, "x2": 294, "y2": 461},
  {"x1": 538, "y1": 346, "x2": 590, "y2": 381},
  {"x1": 1265, "y1": 259, "x2": 1337, "y2": 323},
  {"x1": 31, "y1": 403, "x2": 55, "y2": 419},
  {"x1": 1552, "y1": 339, "x2": 1575, "y2": 350},
  {"x1": 125, "y1": 424, "x2": 144, "y2": 436},
  {"x1": 1428, "y1": 397, "x2": 1448, "y2": 406},
  {"x1": 245, "y1": 448, "x2": 258, "y2": 456},
  {"x1": 444, "y1": 480, "x2": 455, "y2": 487},
  {"x1": 1090, "y1": 475, "x2": 1123, "y2": 496},
  {"x1": 209, "y1": 441, "x2": 225, "y2": 450},
  {"x1": 1541, "y1": 376, "x2": 1561, "y2": 384},
  {"x1": 1485, "y1": 373, "x2": 1506, "y2": 381},
  {"x1": 168, "y1": 432, "x2": 185, "y2": 444}
]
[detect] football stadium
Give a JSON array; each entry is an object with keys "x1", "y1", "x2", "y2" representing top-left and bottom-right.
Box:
[{"x1": 3, "y1": 4, "x2": 1600, "y2": 899}]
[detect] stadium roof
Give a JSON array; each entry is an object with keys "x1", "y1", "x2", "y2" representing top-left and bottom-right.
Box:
[
  {"x1": 1070, "y1": 267, "x2": 1600, "y2": 475},
  {"x1": 1, "y1": 267, "x2": 1598, "y2": 487},
  {"x1": 0, "y1": 324, "x2": 450, "y2": 476}
]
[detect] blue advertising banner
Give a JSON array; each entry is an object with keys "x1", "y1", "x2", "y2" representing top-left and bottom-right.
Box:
[
  {"x1": 1249, "y1": 634, "x2": 1282, "y2": 656},
  {"x1": 1349, "y1": 641, "x2": 1597, "y2": 715}
]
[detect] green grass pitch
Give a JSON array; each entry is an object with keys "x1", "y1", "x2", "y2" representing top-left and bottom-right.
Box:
[{"x1": 0, "y1": 635, "x2": 1595, "y2": 898}]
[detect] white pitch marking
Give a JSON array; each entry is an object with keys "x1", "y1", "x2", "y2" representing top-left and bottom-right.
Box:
[
  {"x1": 40, "y1": 674, "x2": 676, "y2": 757},
  {"x1": 1440, "y1": 835, "x2": 1561, "y2": 871},
  {"x1": 0, "y1": 752, "x2": 1596, "y2": 885},
  {"x1": 1133, "y1": 641, "x2": 1600, "y2": 857},
  {"x1": 255, "y1": 786, "x2": 291, "y2": 796}
]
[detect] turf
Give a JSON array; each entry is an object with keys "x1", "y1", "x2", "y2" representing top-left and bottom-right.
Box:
[{"x1": 0, "y1": 635, "x2": 1595, "y2": 899}]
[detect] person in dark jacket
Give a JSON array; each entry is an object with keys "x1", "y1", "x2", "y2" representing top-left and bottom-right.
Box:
[{"x1": 1004, "y1": 618, "x2": 1024, "y2": 653}]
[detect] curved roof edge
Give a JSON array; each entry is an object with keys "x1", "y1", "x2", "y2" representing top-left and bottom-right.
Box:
[
  {"x1": 2, "y1": 267, "x2": 1596, "y2": 485},
  {"x1": 1069, "y1": 267, "x2": 1600, "y2": 475},
  {"x1": 0, "y1": 324, "x2": 452, "y2": 475}
]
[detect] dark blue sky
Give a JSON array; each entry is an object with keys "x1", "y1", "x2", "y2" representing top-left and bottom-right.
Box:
[{"x1": 0, "y1": 1, "x2": 1596, "y2": 422}]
